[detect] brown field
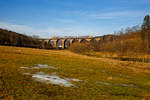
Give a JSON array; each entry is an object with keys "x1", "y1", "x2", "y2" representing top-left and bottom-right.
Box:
[{"x1": 0, "y1": 46, "x2": 150, "y2": 100}]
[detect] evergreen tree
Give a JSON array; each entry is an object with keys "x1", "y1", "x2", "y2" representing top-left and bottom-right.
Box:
[
  {"x1": 141, "y1": 15, "x2": 150, "y2": 53},
  {"x1": 142, "y1": 15, "x2": 150, "y2": 30}
]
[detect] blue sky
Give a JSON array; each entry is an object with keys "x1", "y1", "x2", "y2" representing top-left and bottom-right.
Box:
[{"x1": 0, "y1": 0, "x2": 149, "y2": 38}]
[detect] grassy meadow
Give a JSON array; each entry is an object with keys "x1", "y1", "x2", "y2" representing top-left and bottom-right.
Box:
[{"x1": 0, "y1": 46, "x2": 150, "y2": 100}]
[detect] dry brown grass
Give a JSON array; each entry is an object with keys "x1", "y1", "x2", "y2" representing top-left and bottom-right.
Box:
[{"x1": 0, "y1": 46, "x2": 150, "y2": 100}]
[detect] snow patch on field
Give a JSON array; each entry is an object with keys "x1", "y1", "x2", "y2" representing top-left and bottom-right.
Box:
[
  {"x1": 23, "y1": 71, "x2": 81, "y2": 87},
  {"x1": 32, "y1": 72, "x2": 75, "y2": 87}
]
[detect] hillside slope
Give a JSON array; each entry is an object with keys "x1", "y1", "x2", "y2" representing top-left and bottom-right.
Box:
[{"x1": 0, "y1": 28, "x2": 41, "y2": 48}]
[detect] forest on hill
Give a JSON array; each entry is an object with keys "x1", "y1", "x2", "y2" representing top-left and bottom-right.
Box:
[
  {"x1": 70, "y1": 15, "x2": 150, "y2": 62},
  {"x1": 0, "y1": 29, "x2": 42, "y2": 48}
]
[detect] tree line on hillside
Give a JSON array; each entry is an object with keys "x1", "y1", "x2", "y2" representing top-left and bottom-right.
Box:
[
  {"x1": 70, "y1": 15, "x2": 150, "y2": 61},
  {"x1": 0, "y1": 29, "x2": 42, "y2": 48}
]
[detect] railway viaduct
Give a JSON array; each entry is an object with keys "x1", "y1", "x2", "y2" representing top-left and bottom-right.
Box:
[{"x1": 39, "y1": 35, "x2": 116, "y2": 49}]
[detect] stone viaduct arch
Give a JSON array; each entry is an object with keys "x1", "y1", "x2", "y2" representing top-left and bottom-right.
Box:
[
  {"x1": 64, "y1": 39, "x2": 71, "y2": 49},
  {"x1": 49, "y1": 39, "x2": 54, "y2": 47},
  {"x1": 39, "y1": 35, "x2": 119, "y2": 49},
  {"x1": 40, "y1": 37, "x2": 102, "y2": 49}
]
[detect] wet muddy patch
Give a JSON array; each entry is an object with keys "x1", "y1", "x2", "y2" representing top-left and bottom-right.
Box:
[
  {"x1": 100, "y1": 69, "x2": 130, "y2": 79},
  {"x1": 23, "y1": 72, "x2": 31, "y2": 75},
  {"x1": 33, "y1": 64, "x2": 57, "y2": 69},
  {"x1": 20, "y1": 67, "x2": 32, "y2": 69},
  {"x1": 96, "y1": 81, "x2": 138, "y2": 88},
  {"x1": 20, "y1": 64, "x2": 57, "y2": 70}
]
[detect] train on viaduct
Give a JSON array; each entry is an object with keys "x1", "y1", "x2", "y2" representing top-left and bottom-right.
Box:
[{"x1": 39, "y1": 35, "x2": 117, "y2": 49}]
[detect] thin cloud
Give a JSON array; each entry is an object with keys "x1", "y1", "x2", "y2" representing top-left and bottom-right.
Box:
[
  {"x1": 0, "y1": 22, "x2": 35, "y2": 34},
  {"x1": 88, "y1": 11, "x2": 148, "y2": 19},
  {"x1": 0, "y1": 22, "x2": 55, "y2": 38},
  {"x1": 0, "y1": 22, "x2": 105, "y2": 38}
]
